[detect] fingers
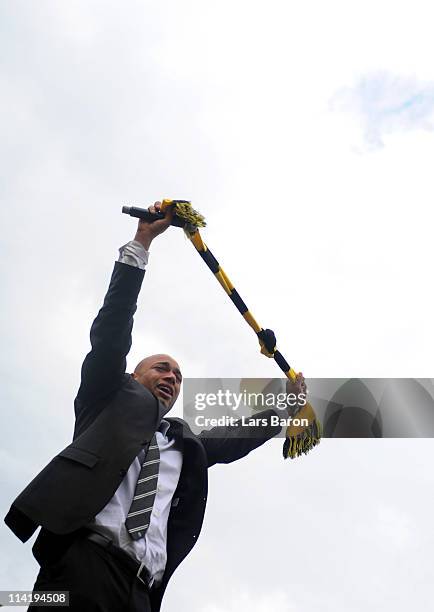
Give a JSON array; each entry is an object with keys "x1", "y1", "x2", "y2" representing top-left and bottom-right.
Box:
[
  {"x1": 147, "y1": 201, "x2": 174, "y2": 223},
  {"x1": 297, "y1": 372, "x2": 307, "y2": 394},
  {"x1": 148, "y1": 201, "x2": 161, "y2": 215},
  {"x1": 286, "y1": 372, "x2": 307, "y2": 395}
]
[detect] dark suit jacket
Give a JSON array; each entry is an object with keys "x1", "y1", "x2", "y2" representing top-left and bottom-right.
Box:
[{"x1": 4, "y1": 260, "x2": 281, "y2": 611}]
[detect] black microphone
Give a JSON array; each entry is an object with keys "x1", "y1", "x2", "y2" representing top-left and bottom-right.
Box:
[{"x1": 122, "y1": 204, "x2": 189, "y2": 228}]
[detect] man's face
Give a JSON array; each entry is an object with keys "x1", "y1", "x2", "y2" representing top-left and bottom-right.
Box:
[{"x1": 132, "y1": 354, "x2": 182, "y2": 412}]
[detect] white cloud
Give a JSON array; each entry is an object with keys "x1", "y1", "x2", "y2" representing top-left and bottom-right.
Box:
[
  {"x1": 202, "y1": 588, "x2": 297, "y2": 612},
  {"x1": 376, "y1": 502, "x2": 415, "y2": 549},
  {"x1": 331, "y1": 72, "x2": 434, "y2": 149}
]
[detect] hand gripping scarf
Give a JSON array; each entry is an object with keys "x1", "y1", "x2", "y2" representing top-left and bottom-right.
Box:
[{"x1": 122, "y1": 200, "x2": 322, "y2": 459}]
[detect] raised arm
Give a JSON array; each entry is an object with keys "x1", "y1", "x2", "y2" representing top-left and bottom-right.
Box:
[
  {"x1": 75, "y1": 261, "x2": 145, "y2": 407},
  {"x1": 75, "y1": 202, "x2": 173, "y2": 409}
]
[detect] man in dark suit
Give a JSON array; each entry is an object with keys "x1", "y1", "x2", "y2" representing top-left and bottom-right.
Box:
[{"x1": 5, "y1": 202, "x2": 305, "y2": 612}]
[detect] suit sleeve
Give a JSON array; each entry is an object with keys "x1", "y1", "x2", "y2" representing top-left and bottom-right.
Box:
[
  {"x1": 198, "y1": 409, "x2": 282, "y2": 468},
  {"x1": 75, "y1": 261, "x2": 145, "y2": 407}
]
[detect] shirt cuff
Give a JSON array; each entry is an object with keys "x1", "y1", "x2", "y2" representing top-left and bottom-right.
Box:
[{"x1": 118, "y1": 240, "x2": 150, "y2": 270}]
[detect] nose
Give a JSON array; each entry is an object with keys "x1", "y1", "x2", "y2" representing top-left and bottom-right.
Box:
[{"x1": 163, "y1": 370, "x2": 177, "y2": 385}]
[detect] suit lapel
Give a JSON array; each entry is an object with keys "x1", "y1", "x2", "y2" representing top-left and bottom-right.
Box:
[{"x1": 167, "y1": 420, "x2": 186, "y2": 453}]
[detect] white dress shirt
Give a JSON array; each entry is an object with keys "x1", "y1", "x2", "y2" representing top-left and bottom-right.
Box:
[{"x1": 87, "y1": 240, "x2": 183, "y2": 585}]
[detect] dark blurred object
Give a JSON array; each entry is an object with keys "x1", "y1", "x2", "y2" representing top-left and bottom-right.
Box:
[
  {"x1": 324, "y1": 379, "x2": 383, "y2": 438},
  {"x1": 378, "y1": 379, "x2": 434, "y2": 437}
]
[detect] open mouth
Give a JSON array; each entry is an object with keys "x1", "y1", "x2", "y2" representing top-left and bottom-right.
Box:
[{"x1": 156, "y1": 384, "x2": 173, "y2": 401}]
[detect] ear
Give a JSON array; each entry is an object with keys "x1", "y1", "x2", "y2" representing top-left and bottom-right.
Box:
[{"x1": 131, "y1": 372, "x2": 138, "y2": 380}]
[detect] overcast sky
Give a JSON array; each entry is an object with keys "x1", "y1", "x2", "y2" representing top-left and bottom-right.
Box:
[{"x1": 1, "y1": 1, "x2": 433, "y2": 611}]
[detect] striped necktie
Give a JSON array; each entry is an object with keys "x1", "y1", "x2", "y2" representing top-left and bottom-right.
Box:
[{"x1": 125, "y1": 434, "x2": 160, "y2": 540}]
